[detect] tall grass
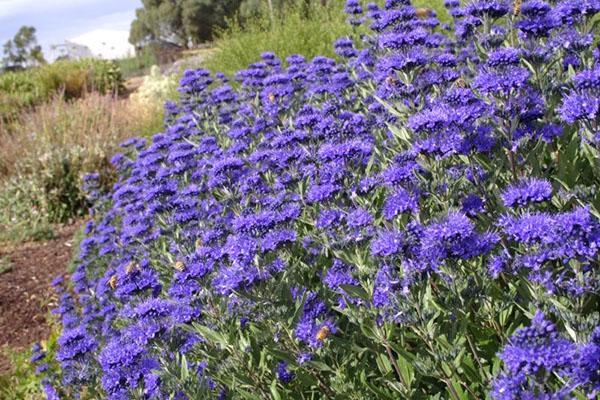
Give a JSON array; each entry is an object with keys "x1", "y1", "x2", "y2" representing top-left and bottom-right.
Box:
[
  {"x1": 0, "y1": 59, "x2": 123, "y2": 121},
  {"x1": 0, "y1": 93, "x2": 164, "y2": 242},
  {"x1": 204, "y1": 0, "x2": 351, "y2": 76},
  {"x1": 204, "y1": 0, "x2": 450, "y2": 76},
  {"x1": 116, "y1": 47, "x2": 158, "y2": 79}
]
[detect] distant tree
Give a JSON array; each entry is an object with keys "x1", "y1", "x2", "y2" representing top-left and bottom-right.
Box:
[
  {"x1": 181, "y1": 0, "x2": 242, "y2": 46},
  {"x1": 129, "y1": 0, "x2": 185, "y2": 48},
  {"x1": 2, "y1": 26, "x2": 45, "y2": 70},
  {"x1": 129, "y1": 0, "x2": 243, "y2": 48}
]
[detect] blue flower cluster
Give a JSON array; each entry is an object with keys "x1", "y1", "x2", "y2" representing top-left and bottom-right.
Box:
[
  {"x1": 41, "y1": 0, "x2": 600, "y2": 398},
  {"x1": 492, "y1": 312, "x2": 600, "y2": 398}
]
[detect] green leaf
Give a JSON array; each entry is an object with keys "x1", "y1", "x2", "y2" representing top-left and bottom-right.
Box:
[
  {"x1": 306, "y1": 360, "x2": 333, "y2": 372},
  {"x1": 180, "y1": 354, "x2": 189, "y2": 381},
  {"x1": 375, "y1": 353, "x2": 393, "y2": 375},
  {"x1": 396, "y1": 354, "x2": 414, "y2": 389},
  {"x1": 192, "y1": 323, "x2": 229, "y2": 348},
  {"x1": 339, "y1": 284, "x2": 370, "y2": 301},
  {"x1": 269, "y1": 380, "x2": 282, "y2": 400},
  {"x1": 448, "y1": 378, "x2": 469, "y2": 400}
]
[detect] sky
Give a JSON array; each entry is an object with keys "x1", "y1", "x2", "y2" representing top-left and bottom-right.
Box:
[{"x1": 0, "y1": 0, "x2": 142, "y2": 60}]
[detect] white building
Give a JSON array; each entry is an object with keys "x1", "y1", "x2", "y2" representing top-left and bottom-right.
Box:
[
  {"x1": 70, "y1": 29, "x2": 134, "y2": 60},
  {"x1": 49, "y1": 40, "x2": 94, "y2": 60}
]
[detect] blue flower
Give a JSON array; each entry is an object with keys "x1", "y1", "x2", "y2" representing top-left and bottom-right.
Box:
[
  {"x1": 276, "y1": 361, "x2": 295, "y2": 383},
  {"x1": 501, "y1": 178, "x2": 553, "y2": 208}
]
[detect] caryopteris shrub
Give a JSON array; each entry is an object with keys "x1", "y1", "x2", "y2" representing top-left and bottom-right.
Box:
[{"x1": 38, "y1": 0, "x2": 600, "y2": 399}]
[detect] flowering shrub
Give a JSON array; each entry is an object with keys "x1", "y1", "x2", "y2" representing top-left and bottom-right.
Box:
[
  {"x1": 34, "y1": 0, "x2": 600, "y2": 399},
  {"x1": 130, "y1": 66, "x2": 178, "y2": 109}
]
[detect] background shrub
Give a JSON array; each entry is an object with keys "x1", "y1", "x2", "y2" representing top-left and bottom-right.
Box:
[
  {"x1": 0, "y1": 59, "x2": 123, "y2": 121},
  {"x1": 130, "y1": 65, "x2": 179, "y2": 108},
  {"x1": 0, "y1": 93, "x2": 164, "y2": 241},
  {"x1": 115, "y1": 47, "x2": 158, "y2": 79}
]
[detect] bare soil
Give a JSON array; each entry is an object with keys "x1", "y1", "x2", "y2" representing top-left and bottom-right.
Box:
[{"x1": 0, "y1": 222, "x2": 81, "y2": 372}]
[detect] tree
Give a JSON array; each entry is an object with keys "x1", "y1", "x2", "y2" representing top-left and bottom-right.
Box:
[
  {"x1": 181, "y1": 0, "x2": 242, "y2": 45},
  {"x1": 129, "y1": 0, "x2": 185, "y2": 48},
  {"x1": 129, "y1": 0, "x2": 243, "y2": 48},
  {"x1": 2, "y1": 26, "x2": 45, "y2": 70}
]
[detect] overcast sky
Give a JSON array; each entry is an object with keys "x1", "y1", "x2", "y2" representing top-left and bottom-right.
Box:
[{"x1": 0, "y1": 0, "x2": 141, "y2": 59}]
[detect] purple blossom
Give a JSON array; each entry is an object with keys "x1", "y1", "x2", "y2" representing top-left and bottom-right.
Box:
[
  {"x1": 276, "y1": 361, "x2": 295, "y2": 383},
  {"x1": 371, "y1": 230, "x2": 404, "y2": 257},
  {"x1": 383, "y1": 188, "x2": 418, "y2": 220},
  {"x1": 461, "y1": 195, "x2": 485, "y2": 217},
  {"x1": 501, "y1": 178, "x2": 553, "y2": 208}
]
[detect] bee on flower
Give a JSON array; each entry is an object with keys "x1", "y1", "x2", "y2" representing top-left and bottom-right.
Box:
[
  {"x1": 174, "y1": 260, "x2": 185, "y2": 272},
  {"x1": 513, "y1": 0, "x2": 522, "y2": 16},
  {"x1": 316, "y1": 326, "x2": 330, "y2": 342},
  {"x1": 415, "y1": 8, "x2": 434, "y2": 19},
  {"x1": 125, "y1": 261, "x2": 139, "y2": 275},
  {"x1": 108, "y1": 275, "x2": 117, "y2": 290}
]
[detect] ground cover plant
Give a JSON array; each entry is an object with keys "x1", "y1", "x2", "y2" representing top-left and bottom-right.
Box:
[{"x1": 37, "y1": 0, "x2": 600, "y2": 399}]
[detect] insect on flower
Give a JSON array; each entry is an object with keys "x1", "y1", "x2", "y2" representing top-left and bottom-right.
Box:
[
  {"x1": 267, "y1": 92, "x2": 276, "y2": 103},
  {"x1": 316, "y1": 326, "x2": 330, "y2": 342},
  {"x1": 174, "y1": 261, "x2": 185, "y2": 272},
  {"x1": 512, "y1": 0, "x2": 522, "y2": 16},
  {"x1": 415, "y1": 8, "x2": 433, "y2": 19},
  {"x1": 108, "y1": 275, "x2": 117, "y2": 290},
  {"x1": 125, "y1": 261, "x2": 139, "y2": 275}
]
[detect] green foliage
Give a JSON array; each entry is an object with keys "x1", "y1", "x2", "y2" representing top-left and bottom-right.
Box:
[
  {"x1": 204, "y1": 0, "x2": 450, "y2": 76},
  {"x1": 67, "y1": 224, "x2": 87, "y2": 274},
  {"x1": 204, "y1": 0, "x2": 351, "y2": 76},
  {"x1": 0, "y1": 176, "x2": 56, "y2": 243},
  {"x1": 0, "y1": 59, "x2": 123, "y2": 121},
  {"x1": 131, "y1": 65, "x2": 180, "y2": 107},
  {"x1": 129, "y1": 0, "x2": 243, "y2": 47},
  {"x1": 0, "y1": 255, "x2": 13, "y2": 275},
  {"x1": 0, "y1": 349, "x2": 44, "y2": 400},
  {"x1": 0, "y1": 93, "x2": 164, "y2": 242},
  {"x1": 0, "y1": 358, "x2": 43, "y2": 399},
  {"x1": 115, "y1": 47, "x2": 158, "y2": 79},
  {"x1": 2, "y1": 25, "x2": 45, "y2": 70},
  {"x1": 0, "y1": 322, "x2": 61, "y2": 400}
]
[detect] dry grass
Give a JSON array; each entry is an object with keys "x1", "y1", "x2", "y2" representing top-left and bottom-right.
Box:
[
  {"x1": 0, "y1": 93, "x2": 164, "y2": 241},
  {"x1": 0, "y1": 92, "x2": 162, "y2": 179}
]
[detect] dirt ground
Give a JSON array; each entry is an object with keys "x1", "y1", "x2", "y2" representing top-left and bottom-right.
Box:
[{"x1": 0, "y1": 222, "x2": 81, "y2": 372}]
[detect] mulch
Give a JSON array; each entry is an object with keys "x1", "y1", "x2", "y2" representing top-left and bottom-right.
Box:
[{"x1": 0, "y1": 222, "x2": 82, "y2": 372}]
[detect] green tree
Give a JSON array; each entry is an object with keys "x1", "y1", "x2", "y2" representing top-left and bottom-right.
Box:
[
  {"x1": 129, "y1": 0, "x2": 185, "y2": 47},
  {"x1": 2, "y1": 26, "x2": 45, "y2": 70},
  {"x1": 129, "y1": 0, "x2": 244, "y2": 48},
  {"x1": 181, "y1": 0, "x2": 242, "y2": 45}
]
